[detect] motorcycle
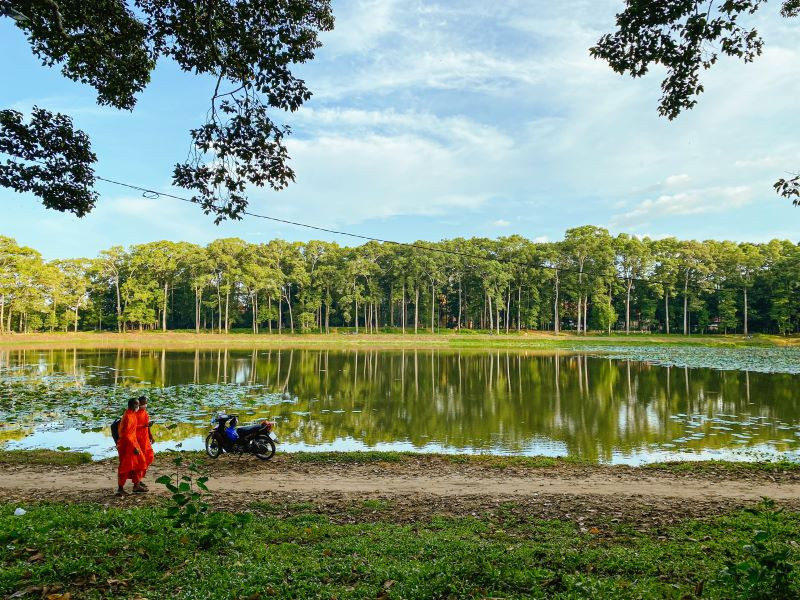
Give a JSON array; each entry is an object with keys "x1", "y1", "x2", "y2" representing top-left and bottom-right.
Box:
[{"x1": 205, "y1": 414, "x2": 278, "y2": 460}]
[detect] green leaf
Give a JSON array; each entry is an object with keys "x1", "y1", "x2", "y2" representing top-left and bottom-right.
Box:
[{"x1": 155, "y1": 475, "x2": 172, "y2": 485}]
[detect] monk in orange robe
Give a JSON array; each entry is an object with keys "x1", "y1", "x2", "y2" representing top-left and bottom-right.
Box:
[
  {"x1": 136, "y1": 395, "x2": 155, "y2": 486},
  {"x1": 116, "y1": 397, "x2": 147, "y2": 496}
]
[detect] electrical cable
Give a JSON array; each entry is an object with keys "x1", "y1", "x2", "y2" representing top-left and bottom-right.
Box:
[{"x1": 96, "y1": 175, "x2": 698, "y2": 290}]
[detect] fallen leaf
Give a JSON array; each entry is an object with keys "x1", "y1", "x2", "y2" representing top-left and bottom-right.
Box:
[
  {"x1": 383, "y1": 580, "x2": 396, "y2": 589},
  {"x1": 9, "y1": 586, "x2": 41, "y2": 599}
]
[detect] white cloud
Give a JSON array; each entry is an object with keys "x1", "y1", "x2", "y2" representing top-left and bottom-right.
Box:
[
  {"x1": 492, "y1": 219, "x2": 511, "y2": 227},
  {"x1": 664, "y1": 174, "x2": 690, "y2": 187},
  {"x1": 611, "y1": 186, "x2": 755, "y2": 228}
]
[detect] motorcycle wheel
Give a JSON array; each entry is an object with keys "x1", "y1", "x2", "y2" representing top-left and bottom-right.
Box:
[
  {"x1": 253, "y1": 435, "x2": 276, "y2": 460},
  {"x1": 205, "y1": 433, "x2": 222, "y2": 459}
]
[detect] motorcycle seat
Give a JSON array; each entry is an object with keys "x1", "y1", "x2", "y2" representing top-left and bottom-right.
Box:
[{"x1": 236, "y1": 424, "x2": 263, "y2": 436}]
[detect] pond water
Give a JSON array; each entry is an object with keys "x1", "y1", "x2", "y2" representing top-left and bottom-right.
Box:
[{"x1": 1, "y1": 347, "x2": 799, "y2": 464}]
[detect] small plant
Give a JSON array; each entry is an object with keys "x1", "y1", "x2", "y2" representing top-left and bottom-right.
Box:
[
  {"x1": 155, "y1": 456, "x2": 211, "y2": 528},
  {"x1": 155, "y1": 456, "x2": 251, "y2": 548},
  {"x1": 718, "y1": 498, "x2": 796, "y2": 599}
]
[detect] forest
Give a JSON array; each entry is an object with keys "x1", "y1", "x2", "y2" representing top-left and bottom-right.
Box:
[{"x1": 0, "y1": 226, "x2": 798, "y2": 336}]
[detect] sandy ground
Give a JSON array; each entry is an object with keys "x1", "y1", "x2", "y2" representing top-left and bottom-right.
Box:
[{"x1": 2, "y1": 455, "x2": 799, "y2": 528}]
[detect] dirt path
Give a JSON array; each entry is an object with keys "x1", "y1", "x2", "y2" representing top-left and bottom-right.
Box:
[
  {"x1": 3, "y1": 462, "x2": 796, "y2": 502},
  {"x1": 2, "y1": 456, "x2": 799, "y2": 530}
]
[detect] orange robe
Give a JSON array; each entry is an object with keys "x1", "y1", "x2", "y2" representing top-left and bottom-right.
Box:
[
  {"x1": 117, "y1": 409, "x2": 146, "y2": 487},
  {"x1": 136, "y1": 408, "x2": 155, "y2": 475}
]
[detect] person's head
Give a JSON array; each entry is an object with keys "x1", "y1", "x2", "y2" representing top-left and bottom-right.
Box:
[
  {"x1": 137, "y1": 395, "x2": 147, "y2": 409},
  {"x1": 127, "y1": 398, "x2": 139, "y2": 412}
]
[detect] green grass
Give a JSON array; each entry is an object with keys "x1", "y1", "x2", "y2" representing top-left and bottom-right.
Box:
[
  {"x1": 643, "y1": 459, "x2": 800, "y2": 474},
  {"x1": 446, "y1": 454, "x2": 591, "y2": 469},
  {"x1": 0, "y1": 449, "x2": 92, "y2": 466},
  {"x1": 1, "y1": 501, "x2": 798, "y2": 599},
  {"x1": 5, "y1": 449, "x2": 800, "y2": 475},
  {"x1": 290, "y1": 450, "x2": 410, "y2": 464},
  {"x1": 1, "y1": 330, "x2": 796, "y2": 351}
]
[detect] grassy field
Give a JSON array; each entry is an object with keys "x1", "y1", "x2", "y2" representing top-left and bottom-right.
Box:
[
  {"x1": 1, "y1": 499, "x2": 797, "y2": 599},
  {"x1": 0, "y1": 330, "x2": 796, "y2": 350}
]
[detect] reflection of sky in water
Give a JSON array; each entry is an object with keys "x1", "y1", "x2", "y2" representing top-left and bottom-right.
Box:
[
  {"x1": 6, "y1": 427, "x2": 799, "y2": 466},
  {"x1": 2, "y1": 347, "x2": 800, "y2": 464}
]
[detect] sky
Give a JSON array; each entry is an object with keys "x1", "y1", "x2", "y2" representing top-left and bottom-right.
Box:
[{"x1": 1, "y1": 0, "x2": 799, "y2": 260}]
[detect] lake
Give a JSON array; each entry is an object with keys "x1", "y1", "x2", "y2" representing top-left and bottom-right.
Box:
[{"x1": 1, "y1": 346, "x2": 799, "y2": 463}]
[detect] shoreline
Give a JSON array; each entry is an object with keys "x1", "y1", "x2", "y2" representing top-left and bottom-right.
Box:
[{"x1": 0, "y1": 330, "x2": 797, "y2": 351}]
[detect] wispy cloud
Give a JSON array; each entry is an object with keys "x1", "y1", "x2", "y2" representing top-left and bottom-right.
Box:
[{"x1": 611, "y1": 186, "x2": 755, "y2": 228}]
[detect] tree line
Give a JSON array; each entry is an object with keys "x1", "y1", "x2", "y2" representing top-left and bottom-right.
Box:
[{"x1": 0, "y1": 226, "x2": 798, "y2": 336}]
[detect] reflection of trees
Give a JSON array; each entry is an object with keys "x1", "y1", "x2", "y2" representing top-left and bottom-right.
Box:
[{"x1": 2, "y1": 347, "x2": 800, "y2": 461}]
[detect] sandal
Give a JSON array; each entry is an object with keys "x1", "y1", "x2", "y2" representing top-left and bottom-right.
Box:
[
  {"x1": 137, "y1": 482, "x2": 149, "y2": 491},
  {"x1": 132, "y1": 484, "x2": 147, "y2": 494},
  {"x1": 115, "y1": 489, "x2": 128, "y2": 497}
]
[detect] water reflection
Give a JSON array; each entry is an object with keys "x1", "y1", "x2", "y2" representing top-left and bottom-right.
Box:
[{"x1": 1, "y1": 348, "x2": 799, "y2": 463}]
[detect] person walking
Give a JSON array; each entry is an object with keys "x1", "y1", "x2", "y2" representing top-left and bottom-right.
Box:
[
  {"x1": 136, "y1": 395, "x2": 155, "y2": 488},
  {"x1": 116, "y1": 397, "x2": 147, "y2": 496}
]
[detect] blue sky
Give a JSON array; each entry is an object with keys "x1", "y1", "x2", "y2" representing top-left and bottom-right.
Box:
[{"x1": 2, "y1": 0, "x2": 799, "y2": 259}]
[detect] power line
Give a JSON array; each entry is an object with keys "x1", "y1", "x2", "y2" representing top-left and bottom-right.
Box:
[{"x1": 96, "y1": 174, "x2": 720, "y2": 292}]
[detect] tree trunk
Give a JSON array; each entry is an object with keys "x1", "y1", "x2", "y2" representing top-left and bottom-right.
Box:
[
  {"x1": 216, "y1": 281, "x2": 222, "y2": 333},
  {"x1": 286, "y1": 284, "x2": 294, "y2": 333},
  {"x1": 74, "y1": 306, "x2": 79, "y2": 332},
  {"x1": 162, "y1": 281, "x2": 168, "y2": 331},
  {"x1": 354, "y1": 283, "x2": 358, "y2": 334},
  {"x1": 457, "y1": 279, "x2": 462, "y2": 330},
  {"x1": 278, "y1": 293, "x2": 283, "y2": 334},
  {"x1": 196, "y1": 287, "x2": 201, "y2": 334},
  {"x1": 625, "y1": 280, "x2": 632, "y2": 334},
  {"x1": 517, "y1": 286, "x2": 521, "y2": 332},
  {"x1": 553, "y1": 271, "x2": 560, "y2": 334},
  {"x1": 431, "y1": 283, "x2": 435, "y2": 334},
  {"x1": 325, "y1": 286, "x2": 330, "y2": 334},
  {"x1": 683, "y1": 275, "x2": 689, "y2": 336},
  {"x1": 487, "y1": 292, "x2": 493, "y2": 331},
  {"x1": 225, "y1": 288, "x2": 230, "y2": 333},
  {"x1": 743, "y1": 286, "x2": 749, "y2": 336},
  {"x1": 401, "y1": 283, "x2": 406, "y2": 334},
  {"x1": 0, "y1": 293, "x2": 4, "y2": 333},
  {"x1": 414, "y1": 287, "x2": 419, "y2": 334},
  {"x1": 115, "y1": 278, "x2": 121, "y2": 333},
  {"x1": 505, "y1": 288, "x2": 511, "y2": 334},
  {"x1": 252, "y1": 293, "x2": 257, "y2": 334},
  {"x1": 664, "y1": 288, "x2": 670, "y2": 334}
]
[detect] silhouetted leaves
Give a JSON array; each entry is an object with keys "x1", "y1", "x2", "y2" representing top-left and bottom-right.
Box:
[
  {"x1": 1, "y1": 0, "x2": 333, "y2": 220},
  {"x1": 0, "y1": 108, "x2": 97, "y2": 216}
]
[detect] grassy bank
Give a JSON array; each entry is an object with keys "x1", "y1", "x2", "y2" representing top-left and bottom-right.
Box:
[
  {"x1": 4, "y1": 449, "x2": 800, "y2": 475},
  {"x1": 1, "y1": 499, "x2": 798, "y2": 599},
  {"x1": 0, "y1": 330, "x2": 796, "y2": 351},
  {"x1": 0, "y1": 449, "x2": 93, "y2": 466}
]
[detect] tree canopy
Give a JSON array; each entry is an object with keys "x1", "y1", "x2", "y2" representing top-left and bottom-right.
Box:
[
  {"x1": 1, "y1": 230, "x2": 797, "y2": 337},
  {"x1": 0, "y1": 0, "x2": 334, "y2": 221},
  {"x1": 592, "y1": 0, "x2": 800, "y2": 206}
]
